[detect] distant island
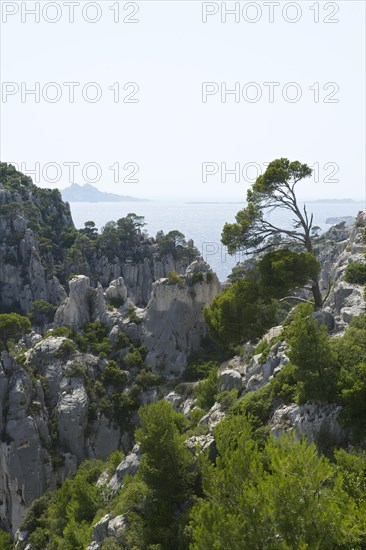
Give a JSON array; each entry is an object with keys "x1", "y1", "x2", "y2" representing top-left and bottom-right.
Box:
[{"x1": 61, "y1": 183, "x2": 148, "y2": 203}]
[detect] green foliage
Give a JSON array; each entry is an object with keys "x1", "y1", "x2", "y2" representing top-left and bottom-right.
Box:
[
  {"x1": 257, "y1": 249, "x2": 320, "y2": 299},
  {"x1": 183, "y1": 359, "x2": 219, "y2": 382},
  {"x1": 29, "y1": 300, "x2": 57, "y2": 326},
  {"x1": 123, "y1": 347, "x2": 144, "y2": 369},
  {"x1": 344, "y1": 262, "x2": 366, "y2": 285},
  {"x1": 334, "y1": 315, "x2": 366, "y2": 438},
  {"x1": 216, "y1": 389, "x2": 239, "y2": 411},
  {"x1": 135, "y1": 401, "x2": 195, "y2": 547},
  {"x1": 167, "y1": 271, "x2": 184, "y2": 285},
  {"x1": 159, "y1": 230, "x2": 197, "y2": 264},
  {"x1": 113, "y1": 331, "x2": 131, "y2": 351},
  {"x1": 54, "y1": 338, "x2": 77, "y2": 359},
  {"x1": 46, "y1": 326, "x2": 72, "y2": 338},
  {"x1": 0, "y1": 313, "x2": 31, "y2": 353},
  {"x1": 128, "y1": 306, "x2": 143, "y2": 324},
  {"x1": 101, "y1": 360, "x2": 127, "y2": 389},
  {"x1": 229, "y1": 363, "x2": 297, "y2": 429},
  {"x1": 19, "y1": 460, "x2": 104, "y2": 549},
  {"x1": 190, "y1": 417, "x2": 366, "y2": 549},
  {"x1": 204, "y1": 279, "x2": 277, "y2": 347},
  {"x1": 190, "y1": 271, "x2": 204, "y2": 285},
  {"x1": 222, "y1": 158, "x2": 313, "y2": 255},
  {"x1": 196, "y1": 368, "x2": 219, "y2": 409},
  {"x1": 286, "y1": 303, "x2": 338, "y2": 403},
  {"x1": 135, "y1": 368, "x2": 162, "y2": 390},
  {"x1": 0, "y1": 529, "x2": 12, "y2": 550}
]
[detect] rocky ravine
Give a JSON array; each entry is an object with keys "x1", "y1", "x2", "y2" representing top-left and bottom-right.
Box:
[
  {"x1": 0, "y1": 258, "x2": 220, "y2": 534},
  {"x1": 1, "y1": 207, "x2": 365, "y2": 540}
]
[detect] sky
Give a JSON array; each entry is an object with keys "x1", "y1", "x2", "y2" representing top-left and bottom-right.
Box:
[{"x1": 0, "y1": 0, "x2": 365, "y2": 201}]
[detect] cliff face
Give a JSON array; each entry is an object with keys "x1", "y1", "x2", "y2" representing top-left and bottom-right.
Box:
[
  {"x1": 0, "y1": 165, "x2": 72, "y2": 313},
  {"x1": 0, "y1": 163, "x2": 195, "y2": 313},
  {"x1": 0, "y1": 165, "x2": 220, "y2": 534},
  {"x1": 0, "y1": 260, "x2": 221, "y2": 534}
]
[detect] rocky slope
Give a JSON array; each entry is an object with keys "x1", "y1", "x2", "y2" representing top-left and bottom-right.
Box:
[{"x1": 0, "y1": 168, "x2": 364, "y2": 543}]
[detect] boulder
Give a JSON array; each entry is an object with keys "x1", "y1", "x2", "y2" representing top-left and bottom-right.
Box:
[
  {"x1": 218, "y1": 369, "x2": 243, "y2": 392},
  {"x1": 109, "y1": 445, "x2": 141, "y2": 494},
  {"x1": 105, "y1": 278, "x2": 128, "y2": 305}
]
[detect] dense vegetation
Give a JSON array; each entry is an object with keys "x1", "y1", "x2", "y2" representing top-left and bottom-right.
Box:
[
  {"x1": 16, "y1": 309, "x2": 366, "y2": 549},
  {"x1": 204, "y1": 249, "x2": 320, "y2": 348}
]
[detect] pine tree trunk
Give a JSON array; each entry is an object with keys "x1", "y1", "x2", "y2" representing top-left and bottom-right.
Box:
[{"x1": 311, "y1": 279, "x2": 323, "y2": 309}]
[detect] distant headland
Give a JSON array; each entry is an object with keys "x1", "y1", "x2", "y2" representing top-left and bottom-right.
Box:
[{"x1": 61, "y1": 183, "x2": 149, "y2": 203}]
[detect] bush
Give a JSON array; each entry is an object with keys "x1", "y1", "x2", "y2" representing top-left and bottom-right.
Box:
[
  {"x1": 217, "y1": 389, "x2": 238, "y2": 411},
  {"x1": 123, "y1": 348, "x2": 144, "y2": 369},
  {"x1": 286, "y1": 303, "x2": 338, "y2": 403},
  {"x1": 196, "y1": 369, "x2": 219, "y2": 409},
  {"x1": 46, "y1": 326, "x2": 72, "y2": 338},
  {"x1": 113, "y1": 331, "x2": 131, "y2": 351},
  {"x1": 190, "y1": 271, "x2": 204, "y2": 285},
  {"x1": 344, "y1": 262, "x2": 366, "y2": 285},
  {"x1": 135, "y1": 369, "x2": 162, "y2": 390},
  {"x1": 128, "y1": 306, "x2": 143, "y2": 325},
  {"x1": 54, "y1": 338, "x2": 77, "y2": 359},
  {"x1": 29, "y1": 299, "x2": 56, "y2": 326},
  {"x1": 183, "y1": 359, "x2": 219, "y2": 382},
  {"x1": 101, "y1": 360, "x2": 127, "y2": 389},
  {"x1": 204, "y1": 279, "x2": 277, "y2": 348},
  {"x1": 65, "y1": 361, "x2": 86, "y2": 378},
  {"x1": 167, "y1": 271, "x2": 184, "y2": 285},
  {"x1": 0, "y1": 530, "x2": 12, "y2": 550}
]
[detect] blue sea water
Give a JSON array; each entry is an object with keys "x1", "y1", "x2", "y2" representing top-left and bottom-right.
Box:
[{"x1": 69, "y1": 200, "x2": 365, "y2": 282}]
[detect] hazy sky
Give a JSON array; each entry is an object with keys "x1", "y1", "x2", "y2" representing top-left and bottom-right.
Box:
[{"x1": 1, "y1": 0, "x2": 365, "y2": 201}]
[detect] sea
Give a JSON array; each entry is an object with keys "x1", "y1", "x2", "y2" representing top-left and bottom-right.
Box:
[{"x1": 69, "y1": 200, "x2": 365, "y2": 282}]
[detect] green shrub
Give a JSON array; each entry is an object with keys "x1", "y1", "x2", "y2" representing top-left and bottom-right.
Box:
[
  {"x1": 54, "y1": 338, "x2": 77, "y2": 358},
  {"x1": 106, "y1": 450, "x2": 125, "y2": 474},
  {"x1": 204, "y1": 279, "x2": 277, "y2": 348},
  {"x1": 190, "y1": 271, "x2": 204, "y2": 285},
  {"x1": 65, "y1": 361, "x2": 86, "y2": 378},
  {"x1": 46, "y1": 326, "x2": 72, "y2": 338},
  {"x1": 229, "y1": 363, "x2": 297, "y2": 429},
  {"x1": 113, "y1": 331, "x2": 131, "y2": 351},
  {"x1": 344, "y1": 262, "x2": 366, "y2": 285},
  {"x1": 217, "y1": 389, "x2": 239, "y2": 411},
  {"x1": 0, "y1": 530, "x2": 12, "y2": 550},
  {"x1": 135, "y1": 369, "x2": 162, "y2": 390},
  {"x1": 128, "y1": 306, "x2": 143, "y2": 324},
  {"x1": 183, "y1": 359, "x2": 219, "y2": 382},
  {"x1": 123, "y1": 348, "x2": 144, "y2": 370},
  {"x1": 29, "y1": 300, "x2": 57, "y2": 325},
  {"x1": 167, "y1": 271, "x2": 184, "y2": 285},
  {"x1": 101, "y1": 360, "x2": 127, "y2": 389},
  {"x1": 196, "y1": 369, "x2": 219, "y2": 409},
  {"x1": 286, "y1": 303, "x2": 338, "y2": 403}
]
